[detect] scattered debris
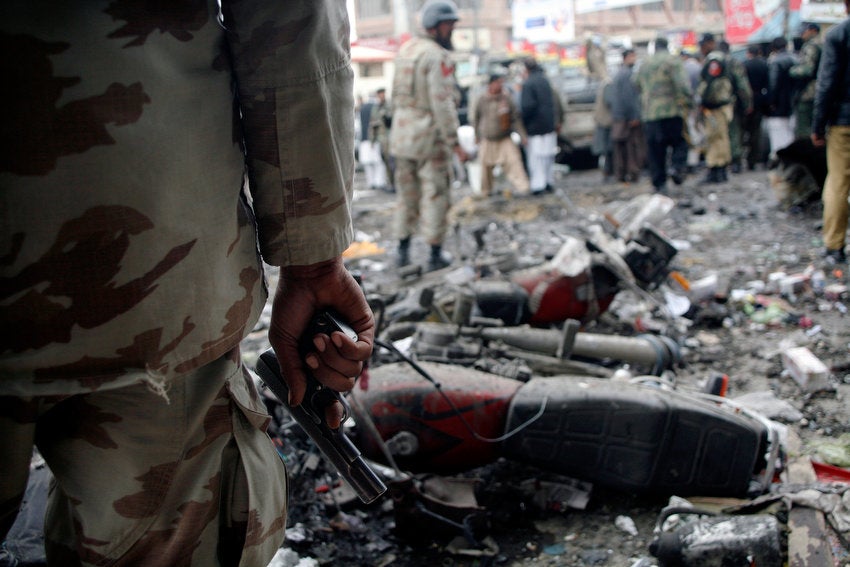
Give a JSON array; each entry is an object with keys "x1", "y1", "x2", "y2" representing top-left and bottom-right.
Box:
[{"x1": 6, "y1": 168, "x2": 850, "y2": 567}]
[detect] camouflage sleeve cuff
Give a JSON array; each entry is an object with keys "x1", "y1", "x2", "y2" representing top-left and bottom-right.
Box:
[{"x1": 223, "y1": 0, "x2": 356, "y2": 268}]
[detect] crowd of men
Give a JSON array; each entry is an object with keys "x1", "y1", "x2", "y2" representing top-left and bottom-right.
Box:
[
  {"x1": 599, "y1": 19, "x2": 849, "y2": 263},
  {"x1": 600, "y1": 28, "x2": 825, "y2": 192},
  {"x1": 360, "y1": 2, "x2": 850, "y2": 269}
]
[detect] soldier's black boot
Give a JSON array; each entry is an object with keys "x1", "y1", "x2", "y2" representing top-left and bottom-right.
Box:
[
  {"x1": 719, "y1": 166, "x2": 728, "y2": 182},
  {"x1": 397, "y1": 237, "x2": 411, "y2": 268},
  {"x1": 427, "y1": 244, "x2": 451, "y2": 272},
  {"x1": 701, "y1": 167, "x2": 719, "y2": 184}
]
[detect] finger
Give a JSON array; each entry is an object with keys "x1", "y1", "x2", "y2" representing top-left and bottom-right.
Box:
[
  {"x1": 274, "y1": 344, "x2": 309, "y2": 406},
  {"x1": 302, "y1": 335, "x2": 360, "y2": 390},
  {"x1": 310, "y1": 332, "x2": 364, "y2": 371},
  {"x1": 323, "y1": 400, "x2": 346, "y2": 430},
  {"x1": 329, "y1": 330, "x2": 373, "y2": 363}
]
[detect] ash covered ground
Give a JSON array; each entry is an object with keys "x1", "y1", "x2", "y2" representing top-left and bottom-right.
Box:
[{"x1": 245, "y1": 164, "x2": 850, "y2": 567}]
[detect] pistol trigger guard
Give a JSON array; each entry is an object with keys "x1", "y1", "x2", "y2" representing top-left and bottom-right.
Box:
[{"x1": 338, "y1": 394, "x2": 352, "y2": 424}]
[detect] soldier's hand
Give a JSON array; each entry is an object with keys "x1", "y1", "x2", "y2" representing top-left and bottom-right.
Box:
[
  {"x1": 268, "y1": 257, "x2": 375, "y2": 428},
  {"x1": 811, "y1": 133, "x2": 826, "y2": 147}
]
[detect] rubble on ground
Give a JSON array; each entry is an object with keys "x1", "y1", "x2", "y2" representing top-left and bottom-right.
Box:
[
  {"x1": 4, "y1": 167, "x2": 848, "y2": 567},
  {"x1": 254, "y1": 166, "x2": 850, "y2": 566}
]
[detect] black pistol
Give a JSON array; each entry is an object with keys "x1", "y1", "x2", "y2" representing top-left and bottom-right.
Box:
[{"x1": 255, "y1": 311, "x2": 386, "y2": 504}]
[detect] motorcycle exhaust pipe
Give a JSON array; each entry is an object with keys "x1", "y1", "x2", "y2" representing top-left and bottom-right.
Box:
[{"x1": 473, "y1": 325, "x2": 679, "y2": 373}]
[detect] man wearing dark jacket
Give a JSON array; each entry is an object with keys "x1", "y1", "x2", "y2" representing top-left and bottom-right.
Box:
[
  {"x1": 521, "y1": 57, "x2": 560, "y2": 194},
  {"x1": 743, "y1": 44, "x2": 770, "y2": 169},
  {"x1": 765, "y1": 36, "x2": 796, "y2": 160},
  {"x1": 812, "y1": 0, "x2": 850, "y2": 264},
  {"x1": 609, "y1": 49, "x2": 643, "y2": 183}
]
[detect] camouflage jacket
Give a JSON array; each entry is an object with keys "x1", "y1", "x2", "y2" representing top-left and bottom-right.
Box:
[
  {"x1": 727, "y1": 54, "x2": 754, "y2": 111},
  {"x1": 790, "y1": 38, "x2": 822, "y2": 102},
  {"x1": 1, "y1": 1, "x2": 355, "y2": 396},
  {"x1": 389, "y1": 34, "x2": 461, "y2": 160},
  {"x1": 635, "y1": 51, "x2": 693, "y2": 121},
  {"x1": 697, "y1": 51, "x2": 735, "y2": 109}
]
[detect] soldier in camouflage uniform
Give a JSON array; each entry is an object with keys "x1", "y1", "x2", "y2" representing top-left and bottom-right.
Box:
[
  {"x1": 790, "y1": 23, "x2": 823, "y2": 140},
  {"x1": 718, "y1": 40, "x2": 754, "y2": 173},
  {"x1": 0, "y1": 2, "x2": 375, "y2": 566},
  {"x1": 697, "y1": 33, "x2": 738, "y2": 183},
  {"x1": 369, "y1": 88, "x2": 395, "y2": 192},
  {"x1": 635, "y1": 36, "x2": 694, "y2": 193},
  {"x1": 390, "y1": 0, "x2": 470, "y2": 272}
]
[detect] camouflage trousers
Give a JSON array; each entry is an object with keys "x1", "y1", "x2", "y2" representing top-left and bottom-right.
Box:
[
  {"x1": 0, "y1": 348, "x2": 287, "y2": 567},
  {"x1": 393, "y1": 154, "x2": 452, "y2": 245},
  {"x1": 822, "y1": 125, "x2": 850, "y2": 251},
  {"x1": 703, "y1": 106, "x2": 732, "y2": 167},
  {"x1": 729, "y1": 107, "x2": 745, "y2": 162}
]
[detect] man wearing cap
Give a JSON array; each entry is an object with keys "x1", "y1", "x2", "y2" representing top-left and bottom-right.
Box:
[
  {"x1": 812, "y1": 0, "x2": 850, "y2": 264},
  {"x1": 390, "y1": 0, "x2": 469, "y2": 271},
  {"x1": 609, "y1": 48, "x2": 644, "y2": 184},
  {"x1": 521, "y1": 57, "x2": 562, "y2": 194},
  {"x1": 790, "y1": 23, "x2": 822, "y2": 140},
  {"x1": 473, "y1": 74, "x2": 530, "y2": 197}
]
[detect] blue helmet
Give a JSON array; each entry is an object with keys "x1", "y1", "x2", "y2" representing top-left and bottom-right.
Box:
[{"x1": 421, "y1": 0, "x2": 459, "y2": 29}]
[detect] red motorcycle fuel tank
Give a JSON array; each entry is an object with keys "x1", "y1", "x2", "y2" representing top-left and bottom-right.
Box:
[{"x1": 349, "y1": 362, "x2": 523, "y2": 473}]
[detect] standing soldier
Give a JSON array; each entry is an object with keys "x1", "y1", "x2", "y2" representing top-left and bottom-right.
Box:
[
  {"x1": 390, "y1": 0, "x2": 469, "y2": 271},
  {"x1": 0, "y1": 2, "x2": 374, "y2": 564},
  {"x1": 718, "y1": 40, "x2": 753, "y2": 173},
  {"x1": 790, "y1": 23, "x2": 822, "y2": 140},
  {"x1": 696, "y1": 33, "x2": 735, "y2": 183},
  {"x1": 635, "y1": 36, "x2": 693, "y2": 194},
  {"x1": 369, "y1": 87, "x2": 395, "y2": 192}
]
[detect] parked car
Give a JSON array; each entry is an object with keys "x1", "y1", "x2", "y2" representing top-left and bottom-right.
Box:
[{"x1": 550, "y1": 65, "x2": 601, "y2": 170}]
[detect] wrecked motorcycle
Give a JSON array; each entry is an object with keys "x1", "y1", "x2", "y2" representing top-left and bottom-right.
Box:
[
  {"x1": 348, "y1": 356, "x2": 779, "y2": 499},
  {"x1": 377, "y1": 193, "x2": 681, "y2": 329}
]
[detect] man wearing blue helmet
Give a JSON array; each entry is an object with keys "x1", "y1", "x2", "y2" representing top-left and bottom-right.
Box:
[{"x1": 390, "y1": 0, "x2": 470, "y2": 272}]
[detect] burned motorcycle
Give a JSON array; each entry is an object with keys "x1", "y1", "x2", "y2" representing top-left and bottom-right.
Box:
[
  {"x1": 348, "y1": 352, "x2": 779, "y2": 500},
  {"x1": 376, "y1": 193, "x2": 681, "y2": 332}
]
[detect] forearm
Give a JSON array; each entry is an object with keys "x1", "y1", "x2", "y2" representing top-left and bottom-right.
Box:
[{"x1": 224, "y1": 0, "x2": 355, "y2": 267}]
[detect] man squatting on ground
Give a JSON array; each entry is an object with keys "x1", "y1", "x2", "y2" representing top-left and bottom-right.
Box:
[
  {"x1": 1, "y1": 2, "x2": 375, "y2": 566},
  {"x1": 391, "y1": 0, "x2": 470, "y2": 272}
]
